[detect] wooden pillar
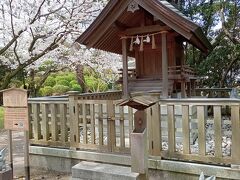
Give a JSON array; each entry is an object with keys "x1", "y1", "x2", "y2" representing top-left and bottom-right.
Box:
[
  {"x1": 181, "y1": 81, "x2": 186, "y2": 98},
  {"x1": 122, "y1": 38, "x2": 129, "y2": 98},
  {"x1": 161, "y1": 32, "x2": 168, "y2": 98}
]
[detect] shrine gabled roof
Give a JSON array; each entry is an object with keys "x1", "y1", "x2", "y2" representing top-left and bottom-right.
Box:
[{"x1": 76, "y1": 0, "x2": 212, "y2": 54}]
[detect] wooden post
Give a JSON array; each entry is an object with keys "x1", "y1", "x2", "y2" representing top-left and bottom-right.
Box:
[
  {"x1": 197, "y1": 106, "x2": 206, "y2": 156},
  {"x1": 42, "y1": 104, "x2": 49, "y2": 141},
  {"x1": 167, "y1": 105, "x2": 175, "y2": 155},
  {"x1": 128, "y1": 107, "x2": 133, "y2": 147},
  {"x1": 1, "y1": 88, "x2": 29, "y2": 179},
  {"x1": 69, "y1": 94, "x2": 77, "y2": 149},
  {"x1": 122, "y1": 38, "x2": 129, "y2": 98},
  {"x1": 7, "y1": 130, "x2": 13, "y2": 173},
  {"x1": 214, "y1": 106, "x2": 222, "y2": 158},
  {"x1": 231, "y1": 105, "x2": 240, "y2": 167},
  {"x1": 131, "y1": 110, "x2": 148, "y2": 179},
  {"x1": 98, "y1": 104, "x2": 104, "y2": 146},
  {"x1": 50, "y1": 104, "x2": 58, "y2": 141},
  {"x1": 181, "y1": 81, "x2": 186, "y2": 98},
  {"x1": 32, "y1": 104, "x2": 41, "y2": 140},
  {"x1": 107, "y1": 100, "x2": 115, "y2": 151},
  {"x1": 147, "y1": 94, "x2": 161, "y2": 156},
  {"x1": 59, "y1": 104, "x2": 68, "y2": 143},
  {"x1": 161, "y1": 32, "x2": 168, "y2": 98},
  {"x1": 24, "y1": 131, "x2": 30, "y2": 180},
  {"x1": 182, "y1": 105, "x2": 190, "y2": 154},
  {"x1": 118, "y1": 97, "x2": 158, "y2": 180}
]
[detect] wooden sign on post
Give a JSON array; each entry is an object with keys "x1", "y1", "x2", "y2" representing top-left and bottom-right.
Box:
[
  {"x1": 0, "y1": 88, "x2": 30, "y2": 180},
  {"x1": 1, "y1": 88, "x2": 29, "y2": 131}
]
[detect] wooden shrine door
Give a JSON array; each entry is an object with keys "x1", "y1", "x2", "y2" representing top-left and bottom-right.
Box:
[{"x1": 135, "y1": 47, "x2": 162, "y2": 79}]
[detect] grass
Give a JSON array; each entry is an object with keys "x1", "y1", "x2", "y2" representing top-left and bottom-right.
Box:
[{"x1": 0, "y1": 107, "x2": 3, "y2": 129}]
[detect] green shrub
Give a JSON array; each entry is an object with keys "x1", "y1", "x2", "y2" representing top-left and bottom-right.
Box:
[
  {"x1": 85, "y1": 76, "x2": 108, "y2": 92},
  {"x1": 56, "y1": 79, "x2": 70, "y2": 86},
  {"x1": 44, "y1": 76, "x2": 56, "y2": 87},
  {"x1": 52, "y1": 85, "x2": 70, "y2": 94},
  {"x1": 55, "y1": 75, "x2": 65, "y2": 82},
  {"x1": 71, "y1": 84, "x2": 82, "y2": 92},
  {"x1": 40, "y1": 86, "x2": 53, "y2": 96},
  {"x1": 65, "y1": 73, "x2": 76, "y2": 82},
  {"x1": 70, "y1": 80, "x2": 78, "y2": 87}
]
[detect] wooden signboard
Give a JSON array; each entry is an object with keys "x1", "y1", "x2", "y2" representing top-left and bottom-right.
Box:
[{"x1": 1, "y1": 88, "x2": 29, "y2": 131}]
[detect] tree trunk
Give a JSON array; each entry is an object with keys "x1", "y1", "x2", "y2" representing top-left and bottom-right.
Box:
[
  {"x1": 76, "y1": 64, "x2": 86, "y2": 93},
  {"x1": 28, "y1": 69, "x2": 36, "y2": 97}
]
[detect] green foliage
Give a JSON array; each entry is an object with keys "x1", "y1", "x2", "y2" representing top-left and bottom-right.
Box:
[
  {"x1": 69, "y1": 80, "x2": 82, "y2": 92},
  {"x1": 70, "y1": 80, "x2": 78, "y2": 87},
  {"x1": 55, "y1": 75, "x2": 66, "y2": 83},
  {"x1": 38, "y1": 60, "x2": 55, "y2": 72},
  {"x1": 85, "y1": 76, "x2": 108, "y2": 92},
  {"x1": 44, "y1": 76, "x2": 56, "y2": 87},
  {"x1": 71, "y1": 84, "x2": 82, "y2": 92},
  {"x1": 52, "y1": 85, "x2": 70, "y2": 94},
  {"x1": 40, "y1": 86, "x2": 53, "y2": 96},
  {"x1": 182, "y1": 0, "x2": 240, "y2": 88},
  {"x1": 0, "y1": 107, "x2": 4, "y2": 129},
  {"x1": 56, "y1": 79, "x2": 70, "y2": 86},
  {"x1": 40, "y1": 72, "x2": 79, "y2": 96},
  {"x1": 9, "y1": 79, "x2": 22, "y2": 88},
  {"x1": 65, "y1": 73, "x2": 76, "y2": 82},
  {"x1": 196, "y1": 41, "x2": 240, "y2": 87},
  {"x1": 39, "y1": 68, "x2": 111, "y2": 95}
]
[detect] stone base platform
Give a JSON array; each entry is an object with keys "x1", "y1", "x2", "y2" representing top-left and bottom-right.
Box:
[{"x1": 72, "y1": 161, "x2": 143, "y2": 180}]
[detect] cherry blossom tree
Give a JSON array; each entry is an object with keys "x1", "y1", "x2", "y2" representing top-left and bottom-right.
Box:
[{"x1": 0, "y1": 0, "x2": 119, "y2": 91}]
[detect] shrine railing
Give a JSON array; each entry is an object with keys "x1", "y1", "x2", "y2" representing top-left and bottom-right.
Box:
[
  {"x1": 148, "y1": 98, "x2": 240, "y2": 166},
  {"x1": 118, "y1": 68, "x2": 136, "y2": 82},
  {"x1": 118, "y1": 65, "x2": 196, "y2": 82},
  {"x1": 168, "y1": 65, "x2": 196, "y2": 79},
  {"x1": 28, "y1": 92, "x2": 133, "y2": 153},
  {"x1": 195, "y1": 88, "x2": 239, "y2": 98},
  {"x1": 28, "y1": 93, "x2": 240, "y2": 166}
]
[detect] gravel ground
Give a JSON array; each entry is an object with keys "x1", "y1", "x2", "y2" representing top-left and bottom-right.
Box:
[
  {"x1": 161, "y1": 116, "x2": 232, "y2": 156},
  {"x1": 0, "y1": 129, "x2": 71, "y2": 180}
]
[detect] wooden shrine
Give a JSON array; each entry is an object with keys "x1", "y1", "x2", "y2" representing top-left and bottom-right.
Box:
[{"x1": 76, "y1": 0, "x2": 212, "y2": 98}]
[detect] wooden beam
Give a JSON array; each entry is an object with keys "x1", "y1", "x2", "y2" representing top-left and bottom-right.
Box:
[
  {"x1": 161, "y1": 32, "x2": 168, "y2": 98},
  {"x1": 86, "y1": 0, "x2": 132, "y2": 47},
  {"x1": 121, "y1": 25, "x2": 171, "y2": 36},
  {"x1": 135, "y1": 0, "x2": 192, "y2": 40},
  {"x1": 122, "y1": 38, "x2": 129, "y2": 98},
  {"x1": 113, "y1": 21, "x2": 130, "y2": 31}
]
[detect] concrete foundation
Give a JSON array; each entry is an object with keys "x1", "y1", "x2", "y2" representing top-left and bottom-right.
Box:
[
  {"x1": 30, "y1": 146, "x2": 240, "y2": 180},
  {"x1": 30, "y1": 154, "x2": 80, "y2": 172},
  {"x1": 0, "y1": 167, "x2": 13, "y2": 180}
]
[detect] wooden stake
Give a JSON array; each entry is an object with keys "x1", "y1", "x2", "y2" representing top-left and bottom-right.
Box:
[
  {"x1": 7, "y1": 130, "x2": 13, "y2": 172},
  {"x1": 24, "y1": 131, "x2": 30, "y2": 180}
]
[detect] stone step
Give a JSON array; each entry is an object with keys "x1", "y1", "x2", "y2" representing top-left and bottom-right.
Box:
[{"x1": 72, "y1": 161, "x2": 141, "y2": 180}]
